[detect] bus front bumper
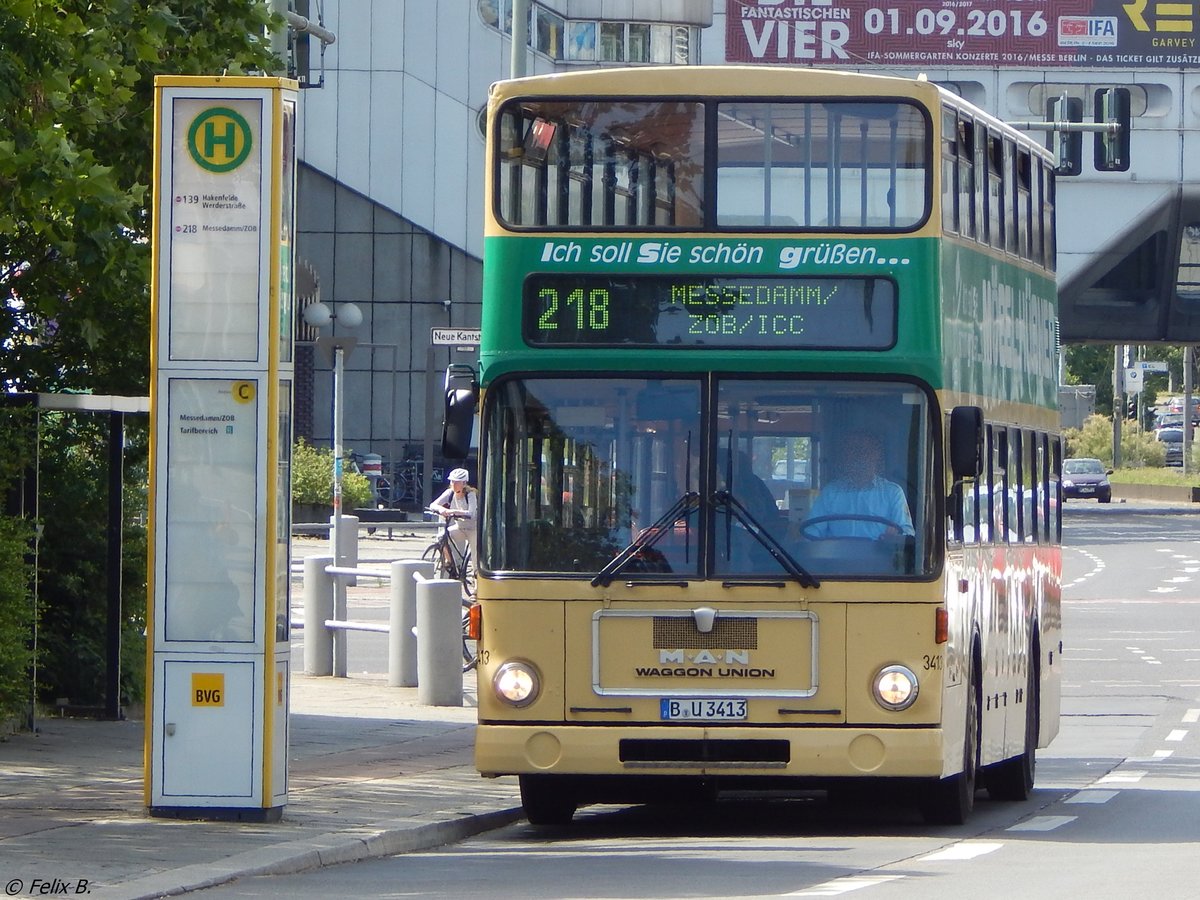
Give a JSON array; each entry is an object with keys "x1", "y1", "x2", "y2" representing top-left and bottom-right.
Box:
[{"x1": 475, "y1": 723, "x2": 948, "y2": 779}]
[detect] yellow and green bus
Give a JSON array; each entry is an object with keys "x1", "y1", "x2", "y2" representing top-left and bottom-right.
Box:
[{"x1": 454, "y1": 65, "x2": 1062, "y2": 826}]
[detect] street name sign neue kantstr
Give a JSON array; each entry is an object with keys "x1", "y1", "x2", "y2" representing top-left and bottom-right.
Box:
[
  {"x1": 431, "y1": 327, "x2": 481, "y2": 346},
  {"x1": 147, "y1": 76, "x2": 298, "y2": 821}
]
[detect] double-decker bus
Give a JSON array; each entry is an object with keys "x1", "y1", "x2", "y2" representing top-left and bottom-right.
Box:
[{"x1": 451, "y1": 65, "x2": 1062, "y2": 826}]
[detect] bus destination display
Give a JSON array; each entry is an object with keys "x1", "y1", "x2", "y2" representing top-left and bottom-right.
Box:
[{"x1": 524, "y1": 274, "x2": 896, "y2": 349}]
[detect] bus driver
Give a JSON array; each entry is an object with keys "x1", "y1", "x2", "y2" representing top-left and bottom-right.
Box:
[{"x1": 805, "y1": 430, "x2": 915, "y2": 540}]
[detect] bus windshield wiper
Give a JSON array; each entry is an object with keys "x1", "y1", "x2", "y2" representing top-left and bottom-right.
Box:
[
  {"x1": 592, "y1": 491, "x2": 700, "y2": 587},
  {"x1": 713, "y1": 490, "x2": 820, "y2": 588}
]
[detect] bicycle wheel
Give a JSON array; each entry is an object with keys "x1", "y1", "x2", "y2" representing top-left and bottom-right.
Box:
[
  {"x1": 460, "y1": 546, "x2": 476, "y2": 599},
  {"x1": 422, "y1": 538, "x2": 451, "y2": 579},
  {"x1": 461, "y1": 600, "x2": 479, "y2": 672}
]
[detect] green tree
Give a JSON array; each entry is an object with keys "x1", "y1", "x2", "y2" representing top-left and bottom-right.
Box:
[
  {"x1": 1062, "y1": 345, "x2": 1115, "y2": 416},
  {"x1": 2, "y1": 1, "x2": 283, "y2": 713},
  {"x1": 1, "y1": 0, "x2": 280, "y2": 395}
]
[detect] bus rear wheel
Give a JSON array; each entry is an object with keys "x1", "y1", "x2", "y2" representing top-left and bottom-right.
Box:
[
  {"x1": 519, "y1": 775, "x2": 577, "y2": 826},
  {"x1": 920, "y1": 665, "x2": 980, "y2": 826}
]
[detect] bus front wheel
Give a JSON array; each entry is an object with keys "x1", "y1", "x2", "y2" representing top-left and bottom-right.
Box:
[
  {"x1": 920, "y1": 664, "x2": 980, "y2": 826},
  {"x1": 519, "y1": 775, "x2": 577, "y2": 826}
]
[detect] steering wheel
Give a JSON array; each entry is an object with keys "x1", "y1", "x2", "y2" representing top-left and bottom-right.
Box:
[{"x1": 798, "y1": 514, "x2": 905, "y2": 541}]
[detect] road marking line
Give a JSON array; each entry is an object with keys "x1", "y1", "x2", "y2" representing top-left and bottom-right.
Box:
[
  {"x1": 917, "y1": 842, "x2": 1003, "y2": 862},
  {"x1": 784, "y1": 874, "x2": 904, "y2": 896},
  {"x1": 1007, "y1": 816, "x2": 1076, "y2": 832},
  {"x1": 1183, "y1": 709, "x2": 1200, "y2": 723},
  {"x1": 1166, "y1": 729, "x2": 1188, "y2": 742},
  {"x1": 1065, "y1": 790, "x2": 1119, "y2": 804},
  {"x1": 1099, "y1": 770, "x2": 1146, "y2": 784},
  {"x1": 1153, "y1": 750, "x2": 1174, "y2": 759}
]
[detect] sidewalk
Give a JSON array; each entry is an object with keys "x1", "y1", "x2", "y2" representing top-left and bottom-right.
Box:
[{"x1": 0, "y1": 525, "x2": 523, "y2": 900}]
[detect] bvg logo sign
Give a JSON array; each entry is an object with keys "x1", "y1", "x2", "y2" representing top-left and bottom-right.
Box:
[
  {"x1": 186, "y1": 106, "x2": 253, "y2": 173},
  {"x1": 191, "y1": 672, "x2": 225, "y2": 707}
]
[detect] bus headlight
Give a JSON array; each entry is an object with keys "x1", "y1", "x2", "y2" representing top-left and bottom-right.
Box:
[
  {"x1": 873, "y1": 664, "x2": 919, "y2": 711},
  {"x1": 493, "y1": 660, "x2": 541, "y2": 707}
]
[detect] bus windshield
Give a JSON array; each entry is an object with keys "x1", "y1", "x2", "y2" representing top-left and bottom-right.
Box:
[
  {"x1": 497, "y1": 97, "x2": 929, "y2": 230},
  {"x1": 481, "y1": 376, "x2": 934, "y2": 580}
]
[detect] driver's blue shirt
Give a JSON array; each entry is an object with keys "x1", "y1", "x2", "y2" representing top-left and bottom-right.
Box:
[{"x1": 807, "y1": 477, "x2": 915, "y2": 538}]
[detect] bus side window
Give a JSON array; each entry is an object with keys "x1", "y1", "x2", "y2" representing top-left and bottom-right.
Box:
[
  {"x1": 997, "y1": 429, "x2": 1010, "y2": 542},
  {"x1": 958, "y1": 118, "x2": 976, "y2": 240},
  {"x1": 942, "y1": 110, "x2": 958, "y2": 234}
]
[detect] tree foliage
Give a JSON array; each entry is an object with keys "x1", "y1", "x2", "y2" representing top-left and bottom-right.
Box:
[
  {"x1": 1, "y1": 1, "x2": 282, "y2": 713},
  {"x1": 1, "y1": 0, "x2": 280, "y2": 395}
]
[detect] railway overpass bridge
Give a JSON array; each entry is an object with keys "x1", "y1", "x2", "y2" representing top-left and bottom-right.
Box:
[{"x1": 715, "y1": 1, "x2": 1200, "y2": 344}]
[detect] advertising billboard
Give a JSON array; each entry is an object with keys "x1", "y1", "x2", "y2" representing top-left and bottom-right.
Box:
[{"x1": 725, "y1": 1, "x2": 1200, "y2": 69}]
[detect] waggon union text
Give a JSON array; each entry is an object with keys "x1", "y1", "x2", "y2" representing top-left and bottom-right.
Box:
[{"x1": 634, "y1": 666, "x2": 777, "y2": 678}]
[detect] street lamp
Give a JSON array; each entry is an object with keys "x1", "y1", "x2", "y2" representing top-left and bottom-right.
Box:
[{"x1": 303, "y1": 301, "x2": 361, "y2": 568}]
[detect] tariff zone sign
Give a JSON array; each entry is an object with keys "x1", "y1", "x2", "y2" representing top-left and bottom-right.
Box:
[{"x1": 187, "y1": 107, "x2": 253, "y2": 173}]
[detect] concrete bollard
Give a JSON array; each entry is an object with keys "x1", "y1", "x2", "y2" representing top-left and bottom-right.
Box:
[
  {"x1": 331, "y1": 514, "x2": 359, "y2": 584},
  {"x1": 390, "y1": 559, "x2": 433, "y2": 687},
  {"x1": 415, "y1": 578, "x2": 464, "y2": 706},
  {"x1": 330, "y1": 515, "x2": 358, "y2": 678},
  {"x1": 303, "y1": 555, "x2": 334, "y2": 676}
]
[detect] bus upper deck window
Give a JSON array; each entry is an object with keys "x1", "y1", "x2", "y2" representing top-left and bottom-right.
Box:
[{"x1": 715, "y1": 100, "x2": 929, "y2": 230}]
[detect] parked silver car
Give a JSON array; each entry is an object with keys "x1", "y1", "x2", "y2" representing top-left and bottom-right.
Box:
[{"x1": 1156, "y1": 427, "x2": 1184, "y2": 466}]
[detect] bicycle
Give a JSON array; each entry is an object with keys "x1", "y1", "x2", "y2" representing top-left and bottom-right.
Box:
[{"x1": 421, "y1": 509, "x2": 478, "y2": 672}]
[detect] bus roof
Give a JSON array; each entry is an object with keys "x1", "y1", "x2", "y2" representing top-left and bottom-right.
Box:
[
  {"x1": 491, "y1": 64, "x2": 944, "y2": 101},
  {"x1": 489, "y1": 65, "x2": 1052, "y2": 164}
]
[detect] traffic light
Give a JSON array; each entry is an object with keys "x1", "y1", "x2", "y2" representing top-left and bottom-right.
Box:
[
  {"x1": 1046, "y1": 95, "x2": 1083, "y2": 176},
  {"x1": 1127, "y1": 397, "x2": 1137, "y2": 420},
  {"x1": 1095, "y1": 87, "x2": 1131, "y2": 172}
]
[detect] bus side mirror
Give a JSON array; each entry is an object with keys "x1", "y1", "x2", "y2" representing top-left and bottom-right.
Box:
[
  {"x1": 441, "y1": 364, "x2": 478, "y2": 460},
  {"x1": 949, "y1": 406, "x2": 984, "y2": 480}
]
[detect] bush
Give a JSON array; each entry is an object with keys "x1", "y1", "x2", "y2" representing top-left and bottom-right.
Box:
[
  {"x1": 0, "y1": 517, "x2": 34, "y2": 726},
  {"x1": 34, "y1": 414, "x2": 148, "y2": 712},
  {"x1": 1063, "y1": 414, "x2": 1165, "y2": 468},
  {"x1": 292, "y1": 439, "x2": 374, "y2": 509}
]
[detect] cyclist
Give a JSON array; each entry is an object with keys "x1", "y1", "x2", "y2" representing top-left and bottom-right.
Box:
[{"x1": 428, "y1": 467, "x2": 477, "y2": 580}]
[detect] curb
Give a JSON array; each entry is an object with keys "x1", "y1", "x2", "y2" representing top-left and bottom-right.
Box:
[
  {"x1": 107, "y1": 807, "x2": 525, "y2": 899},
  {"x1": 1111, "y1": 483, "x2": 1200, "y2": 503}
]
